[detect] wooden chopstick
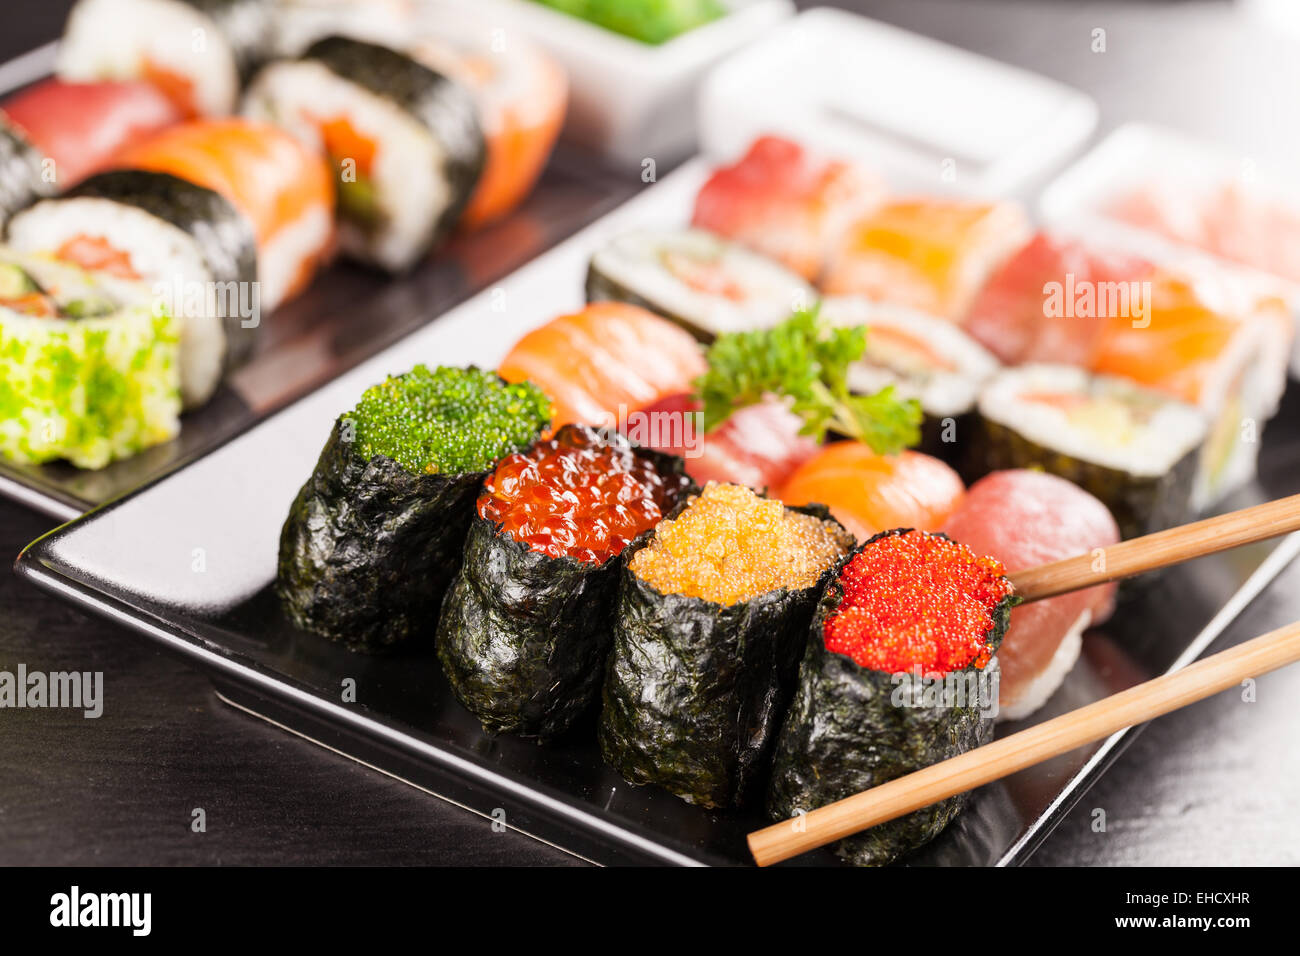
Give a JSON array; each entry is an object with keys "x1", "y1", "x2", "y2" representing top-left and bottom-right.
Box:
[
  {"x1": 748, "y1": 618, "x2": 1300, "y2": 867},
  {"x1": 1010, "y1": 493, "x2": 1300, "y2": 603}
]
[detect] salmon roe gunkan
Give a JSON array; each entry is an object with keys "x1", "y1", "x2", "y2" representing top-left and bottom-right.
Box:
[
  {"x1": 825, "y1": 529, "x2": 1011, "y2": 674},
  {"x1": 478, "y1": 424, "x2": 689, "y2": 565},
  {"x1": 628, "y1": 482, "x2": 853, "y2": 606}
]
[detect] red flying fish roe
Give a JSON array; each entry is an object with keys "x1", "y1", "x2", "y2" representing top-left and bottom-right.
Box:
[
  {"x1": 825, "y1": 530, "x2": 1011, "y2": 675},
  {"x1": 477, "y1": 424, "x2": 686, "y2": 565}
]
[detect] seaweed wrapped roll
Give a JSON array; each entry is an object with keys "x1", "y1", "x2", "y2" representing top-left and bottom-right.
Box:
[
  {"x1": 0, "y1": 250, "x2": 181, "y2": 469},
  {"x1": 767, "y1": 528, "x2": 1015, "y2": 866},
  {"x1": 599, "y1": 482, "x2": 853, "y2": 808},
  {"x1": 438, "y1": 425, "x2": 692, "y2": 740},
  {"x1": 277, "y1": 365, "x2": 551, "y2": 652}
]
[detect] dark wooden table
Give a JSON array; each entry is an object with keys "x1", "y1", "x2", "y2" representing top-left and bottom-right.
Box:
[{"x1": 3, "y1": 0, "x2": 1299, "y2": 866}]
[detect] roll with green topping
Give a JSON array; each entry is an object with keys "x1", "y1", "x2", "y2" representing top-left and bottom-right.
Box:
[{"x1": 276, "y1": 364, "x2": 551, "y2": 652}]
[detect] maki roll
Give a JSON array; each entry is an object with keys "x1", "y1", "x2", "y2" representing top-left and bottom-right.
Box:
[
  {"x1": 974, "y1": 364, "x2": 1208, "y2": 539},
  {"x1": 57, "y1": 0, "x2": 278, "y2": 116},
  {"x1": 821, "y1": 296, "x2": 1000, "y2": 460},
  {"x1": 242, "y1": 35, "x2": 485, "y2": 272},
  {"x1": 599, "y1": 482, "x2": 854, "y2": 808},
  {"x1": 0, "y1": 250, "x2": 181, "y2": 469},
  {"x1": 586, "y1": 227, "x2": 815, "y2": 340},
  {"x1": 6, "y1": 169, "x2": 258, "y2": 409},
  {"x1": 438, "y1": 425, "x2": 692, "y2": 740},
  {"x1": 113, "y1": 118, "x2": 336, "y2": 310},
  {"x1": 277, "y1": 365, "x2": 551, "y2": 652},
  {"x1": 767, "y1": 528, "x2": 1015, "y2": 866},
  {"x1": 0, "y1": 120, "x2": 48, "y2": 230}
]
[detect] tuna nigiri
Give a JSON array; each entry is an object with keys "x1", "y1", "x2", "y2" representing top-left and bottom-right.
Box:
[
  {"x1": 964, "y1": 231, "x2": 1154, "y2": 367},
  {"x1": 942, "y1": 470, "x2": 1120, "y2": 721},
  {"x1": 778, "y1": 441, "x2": 965, "y2": 541},
  {"x1": 822, "y1": 198, "x2": 1029, "y2": 320},
  {"x1": 0, "y1": 79, "x2": 182, "y2": 187},
  {"x1": 634, "y1": 392, "x2": 818, "y2": 492},
  {"x1": 498, "y1": 302, "x2": 707, "y2": 428},
  {"x1": 114, "y1": 119, "x2": 336, "y2": 310},
  {"x1": 692, "y1": 136, "x2": 883, "y2": 282}
]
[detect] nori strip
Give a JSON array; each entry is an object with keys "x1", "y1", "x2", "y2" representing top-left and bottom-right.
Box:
[
  {"x1": 766, "y1": 528, "x2": 1015, "y2": 866},
  {"x1": 183, "y1": 0, "x2": 278, "y2": 79},
  {"x1": 56, "y1": 170, "x2": 260, "y2": 370},
  {"x1": 970, "y1": 415, "x2": 1198, "y2": 539},
  {"x1": 0, "y1": 122, "x2": 48, "y2": 229},
  {"x1": 598, "y1": 502, "x2": 850, "y2": 809},
  {"x1": 585, "y1": 258, "x2": 714, "y2": 344},
  {"x1": 278, "y1": 421, "x2": 503, "y2": 653},
  {"x1": 302, "y1": 36, "x2": 485, "y2": 249},
  {"x1": 437, "y1": 447, "x2": 692, "y2": 740}
]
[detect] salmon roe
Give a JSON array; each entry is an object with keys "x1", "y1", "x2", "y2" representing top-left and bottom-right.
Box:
[
  {"x1": 629, "y1": 482, "x2": 854, "y2": 606},
  {"x1": 825, "y1": 529, "x2": 1011, "y2": 674},
  {"x1": 478, "y1": 424, "x2": 689, "y2": 565}
]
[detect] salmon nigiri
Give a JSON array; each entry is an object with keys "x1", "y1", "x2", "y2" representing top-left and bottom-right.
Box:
[
  {"x1": 498, "y1": 302, "x2": 706, "y2": 428},
  {"x1": 942, "y1": 470, "x2": 1120, "y2": 721},
  {"x1": 114, "y1": 118, "x2": 335, "y2": 310},
  {"x1": 778, "y1": 440, "x2": 965, "y2": 541}
]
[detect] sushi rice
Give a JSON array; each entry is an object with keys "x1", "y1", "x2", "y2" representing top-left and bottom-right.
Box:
[{"x1": 586, "y1": 227, "x2": 816, "y2": 339}]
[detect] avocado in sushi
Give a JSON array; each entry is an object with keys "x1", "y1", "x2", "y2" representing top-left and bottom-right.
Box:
[
  {"x1": 0, "y1": 250, "x2": 181, "y2": 469},
  {"x1": 767, "y1": 528, "x2": 1016, "y2": 866},
  {"x1": 973, "y1": 364, "x2": 1208, "y2": 538},
  {"x1": 438, "y1": 424, "x2": 693, "y2": 740},
  {"x1": 277, "y1": 364, "x2": 551, "y2": 652},
  {"x1": 599, "y1": 482, "x2": 854, "y2": 808}
]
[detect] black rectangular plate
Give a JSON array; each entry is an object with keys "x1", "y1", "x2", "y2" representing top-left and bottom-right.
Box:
[{"x1": 15, "y1": 160, "x2": 1300, "y2": 865}]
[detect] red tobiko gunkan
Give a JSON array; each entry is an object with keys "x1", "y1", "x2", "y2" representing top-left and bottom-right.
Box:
[
  {"x1": 824, "y1": 529, "x2": 1012, "y2": 674},
  {"x1": 477, "y1": 424, "x2": 689, "y2": 565}
]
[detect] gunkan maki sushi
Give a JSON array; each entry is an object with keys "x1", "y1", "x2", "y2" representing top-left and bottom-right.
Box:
[
  {"x1": 0, "y1": 249, "x2": 181, "y2": 469},
  {"x1": 242, "y1": 35, "x2": 485, "y2": 272},
  {"x1": 277, "y1": 364, "x2": 551, "y2": 652},
  {"x1": 599, "y1": 482, "x2": 854, "y2": 808},
  {"x1": 438, "y1": 424, "x2": 693, "y2": 740},
  {"x1": 767, "y1": 528, "x2": 1016, "y2": 866}
]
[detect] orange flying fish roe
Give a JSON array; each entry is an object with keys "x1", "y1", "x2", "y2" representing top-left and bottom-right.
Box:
[
  {"x1": 825, "y1": 529, "x2": 1011, "y2": 674},
  {"x1": 478, "y1": 424, "x2": 687, "y2": 565},
  {"x1": 628, "y1": 482, "x2": 853, "y2": 606}
]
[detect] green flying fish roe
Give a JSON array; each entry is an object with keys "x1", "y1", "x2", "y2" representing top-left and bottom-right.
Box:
[{"x1": 349, "y1": 365, "x2": 551, "y2": 475}]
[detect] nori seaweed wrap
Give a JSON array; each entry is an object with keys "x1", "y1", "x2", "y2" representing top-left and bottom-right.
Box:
[
  {"x1": 277, "y1": 365, "x2": 551, "y2": 652},
  {"x1": 438, "y1": 425, "x2": 693, "y2": 740},
  {"x1": 766, "y1": 528, "x2": 1017, "y2": 866},
  {"x1": 598, "y1": 483, "x2": 854, "y2": 808},
  {"x1": 0, "y1": 122, "x2": 48, "y2": 229}
]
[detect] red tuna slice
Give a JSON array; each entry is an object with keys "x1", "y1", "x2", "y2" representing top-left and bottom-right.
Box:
[{"x1": 941, "y1": 469, "x2": 1121, "y2": 721}]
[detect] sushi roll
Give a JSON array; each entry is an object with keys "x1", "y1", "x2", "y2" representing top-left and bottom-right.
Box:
[
  {"x1": 974, "y1": 364, "x2": 1208, "y2": 539},
  {"x1": 57, "y1": 0, "x2": 278, "y2": 116},
  {"x1": 5, "y1": 169, "x2": 258, "y2": 410},
  {"x1": 779, "y1": 441, "x2": 966, "y2": 542},
  {"x1": 497, "y1": 302, "x2": 706, "y2": 428},
  {"x1": 1091, "y1": 271, "x2": 1292, "y2": 510},
  {"x1": 822, "y1": 198, "x2": 1030, "y2": 320},
  {"x1": 599, "y1": 482, "x2": 854, "y2": 808},
  {"x1": 408, "y1": 19, "x2": 568, "y2": 229},
  {"x1": 692, "y1": 136, "x2": 884, "y2": 282},
  {"x1": 0, "y1": 121, "x2": 48, "y2": 230},
  {"x1": 634, "y1": 393, "x2": 819, "y2": 493},
  {"x1": 963, "y1": 231, "x2": 1154, "y2": 367},
  {"x1": 943, "y1": 470, "x2": 1120, "y2": 721},
  {"x1": 0, "y1": 79, "x2": 182, "y2": 190},
  {"x1": 821, "y1": 296, "x2": 1000, "y2": 460},
  {"x1": 113, "y1": 118, "x2": 336, "y2": 310},
  {"x1": 277, "y1": 365, "x2": 551, "y2": 652},
  {"x1": 0, "y1": 249, "x2": 181, "y2": 469},
  {"x1": 767, "y1": 528, "x2": 1015, "y2": 866},
  {"x1": 437, "y1": 425, "x2": 693, "y2": 740},
  {"x1": 586, "y1": 227, "x2": 816, "y2": 340},
  {"x1": 242, "y1": 35, "x2": 485, "y2": 272}
]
